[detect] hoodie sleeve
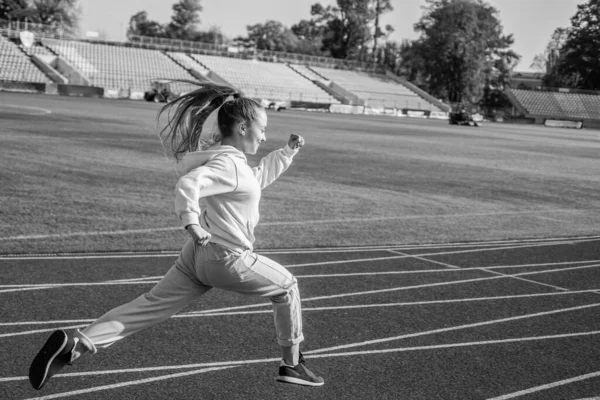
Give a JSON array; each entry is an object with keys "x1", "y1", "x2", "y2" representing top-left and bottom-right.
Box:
[
  {"x1": 252, "y1": 145, "x2": 298, "y2": 190},
  {"x1": 174, "y1": 156, "x2": 238, "y2": 228}
]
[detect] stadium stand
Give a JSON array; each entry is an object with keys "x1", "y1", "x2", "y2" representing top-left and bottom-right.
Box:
[
  {"x1": 190, "y1": 54, "x2": 340, "y2": 103},
  {"x1": 0, "y1": 28, "x2": 447, "y2": 112},
  {"x1": 311, "y1": 67, "x2": 440, "y2": 110},
  {"x1": 0, "y1": 35, "x2": 49, "y2": 83},
  {"x1": 508, "y1": 89, "x2": 600, "y2": 120},
  {"x1": 42, "y1": 39, "x2": 198, "y2": 93}
]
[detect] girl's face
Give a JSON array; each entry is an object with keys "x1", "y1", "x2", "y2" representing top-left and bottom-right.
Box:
[{"x1": 241, "y1": 109, "x2": 267, "y2": 155}]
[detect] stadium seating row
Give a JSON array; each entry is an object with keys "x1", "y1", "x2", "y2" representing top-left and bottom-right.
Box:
[
  {"x1": 311, "y1": 66, "x2": 440, "y2": 110},
  {"x1": 189, "y1": 54, "x2": 339, "y2": 103},
  {"x1": 0, "y1": 35, "x2": 48, "y2": 83},
  {"x1": 509, "y1": 89, "x2": 600, "y2": 120},
  {"x1": 42, "y1": 38, "x2": 198, "y2": 93}
]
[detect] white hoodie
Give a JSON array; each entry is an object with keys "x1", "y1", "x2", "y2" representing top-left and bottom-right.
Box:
[{"x1": 174, "y1": 144, "x2": 298, "y2": 252}]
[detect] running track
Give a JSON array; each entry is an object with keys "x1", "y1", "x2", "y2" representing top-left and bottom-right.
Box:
[{"x1": 2, "y1": 236, "x2": 600, "y2": 399}]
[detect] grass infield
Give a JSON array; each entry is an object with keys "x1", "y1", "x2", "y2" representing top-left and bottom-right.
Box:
[{"x1": 1, "y1": 91, "x2": 600, "y2": 254}]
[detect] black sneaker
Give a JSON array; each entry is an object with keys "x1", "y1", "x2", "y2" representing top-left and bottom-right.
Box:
[
  {"x1": 276, "y1": 352, "x2": 324, "y2": 387},
  {"x1": 29, "y1": 330, "x2": 74, "y2": 390}
]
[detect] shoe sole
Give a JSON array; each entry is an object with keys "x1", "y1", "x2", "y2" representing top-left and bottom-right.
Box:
[
  {"x1": 29, "y1": 330, "x2": 69, "y2": 390},
  {"x1": 276, "y1": 375, "x2": 325, "y2": 387}
]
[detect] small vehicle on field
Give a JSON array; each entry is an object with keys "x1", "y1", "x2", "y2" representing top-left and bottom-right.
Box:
[
  {"x1": 449, "y1": 104, "x2": 481, "y2": 127},
  {"x1": 144, "y1": 80, "x2": 178, "y2": 103}
]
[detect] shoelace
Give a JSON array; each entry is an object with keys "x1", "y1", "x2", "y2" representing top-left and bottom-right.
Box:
[{"x1": 298, "y1": 351, "x2": 305, "y2": 365}]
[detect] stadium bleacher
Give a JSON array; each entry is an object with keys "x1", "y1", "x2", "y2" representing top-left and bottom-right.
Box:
[
  {"x1": 0, "y1": 35, "x2": 49, "y2": 83},
  {"x1": 42, "y1": 38, "x2": 198, "y2": 93},
  {"x1": 311, "y1": 66, "x2": 439, "y2": 110},
  {"x1": 509, "y1": 89, "x2": 600, "y2": 120},
  {"x1": 189, "y1": 54, "x2": 340, "y2": 103},
  {"x1": 0, "y1": 32, "x2": 452, "y2": 113}
]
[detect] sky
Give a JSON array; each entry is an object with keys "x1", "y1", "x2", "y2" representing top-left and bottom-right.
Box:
[{"x1": 78, "y1": 0, "x2": 584, "y2": 72}]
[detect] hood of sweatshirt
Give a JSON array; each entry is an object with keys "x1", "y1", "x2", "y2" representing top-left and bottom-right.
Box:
[{"x1": 176, "y1": 145, "x2": 247, "y2": 176}]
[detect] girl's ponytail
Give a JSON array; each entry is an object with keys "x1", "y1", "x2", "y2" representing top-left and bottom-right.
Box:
[{"x1": 158, "y1": 81, "x2": 238, "y2": 160}]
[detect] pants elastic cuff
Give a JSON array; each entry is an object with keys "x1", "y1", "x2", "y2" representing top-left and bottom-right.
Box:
[
  {"x1": 278, "y1": 333, "x2": 304, "y2": 347},
  {"x1": 75, "y1": 329, "x2": 98, "y2": 354}
]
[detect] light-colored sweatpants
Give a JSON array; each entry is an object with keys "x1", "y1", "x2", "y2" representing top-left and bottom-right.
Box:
[{"x1": 79, "y1": 239, "x2": 304, "y2": 351}]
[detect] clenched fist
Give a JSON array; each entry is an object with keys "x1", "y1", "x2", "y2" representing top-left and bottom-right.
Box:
[{"x1": 288, "y1": 134, "x2": 305, "y2": 150}]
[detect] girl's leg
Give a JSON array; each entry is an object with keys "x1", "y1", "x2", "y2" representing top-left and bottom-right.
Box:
[
  {"x1": 202, "y1": 249, "x2": 303, "y2": 349},
  {"x1": 80, "y1": 262, "x2": 211, "y2": 349},
  {"x1": 201, "y1": 246, "x2": 323, "y2": 386},
  {"x1": 29, "y1": 240, "x2": 210, "y2": 390}
]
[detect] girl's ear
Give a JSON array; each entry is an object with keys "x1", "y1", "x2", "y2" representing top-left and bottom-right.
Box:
[{"x1": 237, "y1": 122, "x2": 246, "y2": 135}]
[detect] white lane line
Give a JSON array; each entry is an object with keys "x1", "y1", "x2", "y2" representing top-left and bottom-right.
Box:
[
  {"x1": 0, "y1": 286, "x2": 58, "y2": 294},
  {"x1": 107, "y1": 277, "x2": 162, "y2": 283},
  {"x1": 285, "y1": 239, "x2": 600, "y2": 269},
  {"x1": 4, "y1": 289, "x2": 600, "y2": 329},
  {"x1": 477, "y1": 268, "x2": 569, "y2": 291},
  {"x1": 21, "y1": 366, "x2": 238, "y2": 400},
  {"x1": 487, "y1": 371, "x2": 600, "y2": 400},
  {"x1": 390, "y1": 249, "x2": 571, "y2": 292},
  {"x1": 0, "y1": 210, "x2": 589, "y2": 242},
  {"x1": 0, "y1": 325, "x2": 88, "y2": 338},
  {"x1": 2, "y1": 330, "x2": 599, "y2": 383},
  {"x1": 0, "y1": 281, "x2": 156, "y2": 290},
  {"x1": 265, "y1": 235, "x2": 600, "y2": 254},
  {"x1": 0, "y1": 253, "x2": 179, "y2": 261},
  {"x1": 388, "y1": 249, "x2": 461, "y2": 269},
  {"x1": 305, "y1": 301, "x2": 600, "y2": 355}
]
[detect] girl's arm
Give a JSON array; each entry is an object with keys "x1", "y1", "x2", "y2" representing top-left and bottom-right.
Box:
[{"x1": 252, "y1": 134, "x2": 304, "y2": 189}]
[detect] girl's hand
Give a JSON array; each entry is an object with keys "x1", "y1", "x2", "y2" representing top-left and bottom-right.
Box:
[
  {"x1": 186, "y1": 224, "x2": 212, "y2": 246},
  {"x1": 288, "y1": 134, "x2": 305, "y2": 150}
]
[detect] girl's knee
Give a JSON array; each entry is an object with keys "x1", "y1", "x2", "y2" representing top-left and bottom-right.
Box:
[{"x1": 270, "y1": 278, "x2": 299, "y2": 303}]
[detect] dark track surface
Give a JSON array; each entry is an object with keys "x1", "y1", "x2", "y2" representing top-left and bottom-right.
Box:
[{"x1": 2, "y1": 236, "x2": 600, "y2": 400}]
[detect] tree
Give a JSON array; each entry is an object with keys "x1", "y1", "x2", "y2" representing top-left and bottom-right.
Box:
[
  {"x1": 411, "y1": 0, "x2": 519, "y2": 104},
  {"x1": 395, "y1": 40, "x2": 426, "y2": 83},
  {"x1": 548, "y1": 0, "x2": 600, "y2": 90},
  {"x1": 291, "y1": 18, "x2": 327, "y2": 55},
  {"x1": 127, "y1": 11, "x2": 165, "y2": 38},
  {"x1": 530, "y1": 27, "x2": 568, "y2": 73},
  {"x1": 29, "y1": 0, "x2": 80, "y2": 33},
  {"x1": 165, "y1": 0, "x2": 202, "y2": 40},
  {"x1": 193, "y1": 25, "x2": 227, "y2": 45},
  {"x1": 310, "y1": 1, "x2": 372, "y2": 59},
  {"x1": 246, "y1": 20, "x2": 299, "y2": 52},
  {"x1": 370, "y1": 0, "x2": 394, "y2": 59},
  {"x1": 0, "y1": 0, "x2": 32, "y2": 21}
]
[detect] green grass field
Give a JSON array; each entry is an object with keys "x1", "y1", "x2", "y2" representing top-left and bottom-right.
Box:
[{"x1": 1, "y1": 92, "x2": 600, "y2": 254}]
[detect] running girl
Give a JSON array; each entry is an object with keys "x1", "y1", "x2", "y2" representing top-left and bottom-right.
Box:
[{"x1": 29, "y1": 83, "x2": 324, "y2": 390}]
